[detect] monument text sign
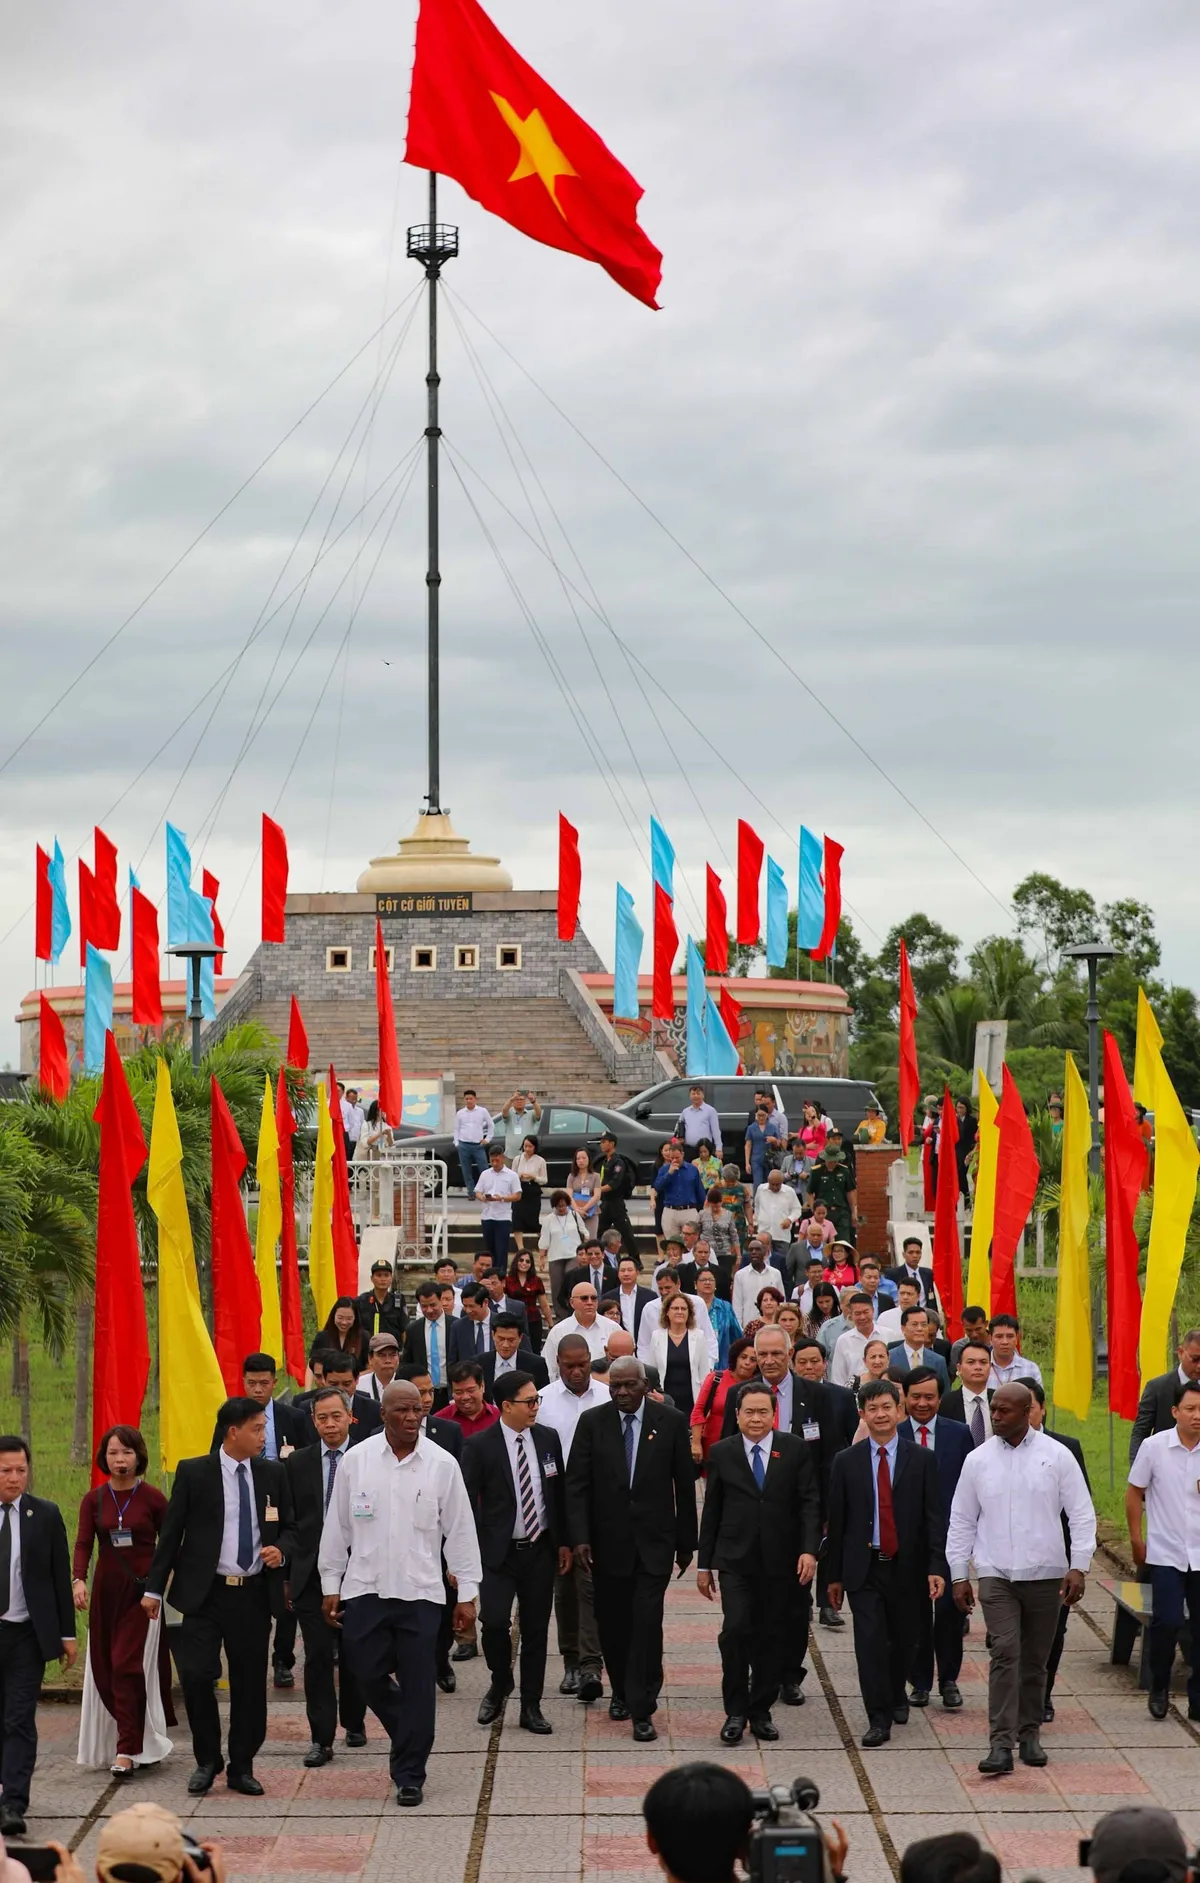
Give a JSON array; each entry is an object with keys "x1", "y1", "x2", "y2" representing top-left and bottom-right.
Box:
[{"x1": 376, "y1": 891, "x2": 474, "y2": 917}]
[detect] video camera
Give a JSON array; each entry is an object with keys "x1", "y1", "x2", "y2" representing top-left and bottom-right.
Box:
[{"x1": 748, "y1": 1778, "x2": 830, "y2": 1883}]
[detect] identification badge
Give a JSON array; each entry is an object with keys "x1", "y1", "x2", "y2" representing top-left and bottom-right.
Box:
[
  {"x1": 543, "y1": 1459, "x2": 558, "y2": 1477},
  {"x1": 352, "y1": 1495, "x2": 376, "y2": 1521},
  {"x1": 802, "y1": 1421, "x2": 820, "y2": 1443},
  {"x1": 279, "y1": 1442, "x2": 294, "y2": 1460},
  {"x1": 264, "y1": 1503, "x2": 279, "y2": 1523},
  {"x1": 112, "y1": 1529, "x2": 133, "y2": 1549}
]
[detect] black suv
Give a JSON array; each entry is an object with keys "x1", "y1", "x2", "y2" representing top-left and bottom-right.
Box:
[{"x1": 616, "y1": 1075, "x2": 884, "y2": 1152}]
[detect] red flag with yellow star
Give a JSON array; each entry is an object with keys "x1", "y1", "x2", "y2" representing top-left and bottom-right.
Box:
[{"x1": 405, "y1": 0, "x2": 662, "y2": 308}]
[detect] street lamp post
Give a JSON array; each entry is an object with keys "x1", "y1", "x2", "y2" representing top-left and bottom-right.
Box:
[
  {"x1": 169, "y1": 942, "x2": 223, "y2": 1071},
  {"x1": 1063, "y1": 941, "x2": 1117, "y2": 1175}
]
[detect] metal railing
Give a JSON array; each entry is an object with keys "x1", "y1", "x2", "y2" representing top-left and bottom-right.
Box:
[{"x1": 244, "y1": 1152, "x2": 448, "y2": 1274}]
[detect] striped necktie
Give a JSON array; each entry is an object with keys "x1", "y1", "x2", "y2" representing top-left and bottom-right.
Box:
[{"x1": 515, "y1": 1435, "x2": 541, "y2": 1541}]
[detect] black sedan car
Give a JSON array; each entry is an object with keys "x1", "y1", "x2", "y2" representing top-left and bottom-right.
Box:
[{"x1": 409, "y1": 1101, "x2": 666, "y2": 1189}]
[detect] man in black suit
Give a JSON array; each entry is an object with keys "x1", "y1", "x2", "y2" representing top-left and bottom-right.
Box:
[
  {"x1": 402, "y1": 1282, "x2": 454, "y2": 1405},
  {"x1": 482, "y1": 1318, "x2": 547, "y2": 1397},
  {"x1": 462, "y1": 1372, "x2": 570, "y2": 1733},
  {"x1": 565, "y1": 1356, "x2": 696, "y2": 1742},
  {"x1": 144, "y1": 1396, "x2": 296, "y2": 1796},
  {"x1": 561, "y1": 1242, "x2": 621, "y2": 1312},
  {"x1": 1129, "y1": 1328, "x2": 1200, "y2": 1461},
  {"x1": 1028, "y1": 1380, "x2": 1092, "y2": 1722},
  {"x1": 884, "y1": 1237, "x2": 940, "y2": 1313},
  {"x1": 602, "y1": 1256, "x2": 657, "y2": 1344},
  {"x1": 826, "y1": 1377, "x2": 946, "y2": 1746},
  {"x1": 938, "y1": 1341, "x2": 996, "y2": 1445},
  {"x1": 697, "y1": 1383, "x2": 820, "y2": 1744},
  {"x1": 449, "y1": 1285, "x2": 500, "y2": 1366},
  {"x1": 312, "y1": 1354, "x2": 383, "y2": 1446},
  {"x1": 0, "y1": 1436, "x2": 75, "y2": 1836},
  {"x1": 284, "y1": 1387, "x2": 366, "y2": 1766},
  {"x1": 899, "y1": 1366, "x2": 973, "y2": 1710}
]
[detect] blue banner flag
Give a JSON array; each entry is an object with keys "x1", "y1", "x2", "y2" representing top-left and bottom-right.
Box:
[
  {"x1": 650, "y1": 817, "x2": 675, "y2": 899},
  {"x1": 704, "y1": 994, "x2": 739, "y2": 1075},
  {"x1": 613, "y1": 884, "x2": 643, "y2": 1020},
  {"x1": 84, "y1": 945, "x2": 113, "y2": 1072},
  {"x1": 798, "y1": 826, "x2": 825, "y2": 951},
  {"x1": 165, "y1": 824, "x2": 194, "y2": 948},
  {"x1": 766, "y1": 856, "x2": 788, "y2": 968},
  {"x1": 48, "y1": 839, "x2": 71, "y2": 966},
  {"x1": 685, "y1": 937, "x2": 708, "y2": 1076}
]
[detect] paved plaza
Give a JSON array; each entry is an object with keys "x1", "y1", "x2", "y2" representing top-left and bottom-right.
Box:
[{"x1": 31, "y1": 1572, "x2": 1200, "y2": 1883}]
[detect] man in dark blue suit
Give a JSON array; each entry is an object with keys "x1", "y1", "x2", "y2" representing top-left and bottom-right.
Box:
[{"x1": 899, "y1": 1366, "x2": 973, "y2": 1710}]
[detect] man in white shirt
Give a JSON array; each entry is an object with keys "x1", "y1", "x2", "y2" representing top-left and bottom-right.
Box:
[
  {"x1": 607, "y1": 1255, "x2": 656, "y2": 1342},
  {"x1": 753, "y1": 1171, "x2": 802, "y2": 1274},
  {"x1": 947, "y1": 1383, "x2": 1095, "y2": 1775},
  {"x1": 543, "y1": 1283, "x2": 611, "y2": 1379},
  {"x1": 320, "y1": 1381, "x2": 481, "y2": 1806},
  {"x1": 340, "y1": 1086, "x2": 365, "y2": 1159},
  {"x1": 731, "y1": 1243, "x2": 787, "y2": 1329},
  {"x1": 674, "y1": 1085, "x2": 723, "y2": 1157},
  {"x1": 987, "y1": 1315, "x2": 1043, "y2": 1389},
  {"x1": 873, "y1": 1281, "x2": 921, "y2": 1345},
  {"x1": 537, "y1": 1336, "x2": 610, "y2": 1700},
  {"x1": 1126, "y1": 1376, "x2": 1200, "y2": 1720},
  {"x1": 474, "y1": 1144, "x2": 522, "y2": 1270},
  {"x1": 830, "y1": 1296, "x2": 877, "y2": 1390},
  {"x1": 453, "y1": 1089, "x2": 494, "y2": 1198},
  {"x1": 637, "y1": 1272, "x2": 717, "y2": 1370}
]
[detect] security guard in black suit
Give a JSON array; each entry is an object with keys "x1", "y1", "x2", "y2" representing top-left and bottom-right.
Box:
[
  {"x1": 0, "y1": 1436, "x2": 75, "y2": 1835},
  {"x1": 284, "y1": 1387, "x2": 366, "y2": 1767}
]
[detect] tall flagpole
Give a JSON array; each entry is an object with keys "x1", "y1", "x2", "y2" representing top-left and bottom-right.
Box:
[{"x1": 407, "y1": 173, "x2": 458, "y2": 817}]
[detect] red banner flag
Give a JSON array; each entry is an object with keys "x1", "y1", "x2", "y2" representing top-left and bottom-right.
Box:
[
  {"x1": 1103, "y1": 1031, "x2": 1144, "y2": 1420},
  {"x1": 736, "y1": 820, "x2": 764, "y2": 946},
  {"x1": 210, "y1": 1079, "x2": 262, "y2": 1394},
  {"x1": 37, "y1": 992, "x2": 69, "y2": 1102},
  {"x1": 898, "y1": 938, "x2": 920, "y2": 1153},
  {"x1": 376, "y1": 920, "x2": 404, "y2": 1128},
  {"x1": 35, "y1": 847, "x2": 52, "y2": 963},
  {"x1": 652, "y1": 883, "x2": 677, "y2": 1023},
  {"x1": 705, "y1": 867, "x2": 729, "y2": 977},
  {"x1": 557, "y1": 813, "x2": 581, "y2": 942},
  {"x1": 813, "y1": 838, "x2": 843, "y2": 963},
  {"x1": 202, "y1": 869, "x2": 225, "y2": 975},
  {"x1": 130, "y1": 886, "x2": 163, "y2": 1027},
  {"x1": 92, "y1": 827, "x2": 121, "y2": 951},
  {"x1": 328, "y1": 1067, "x2": 360, "y2": 1298},
  {"x1": 932, "y1": 1086, "x2": 963, "y2": 1341},
  {"x1": 275, "y1": 1073, "x2": 306, "y2": 1390},
  {"x1": 91, "y1": 1032, "x2": 149, "y2": 1483},
  {"x1": 286, "y1": 995, "x2": 309, "y2": 1071},
  {"x1": 262, "y1": 814, "x2": 289, "y2": 944},
  {"x1": 406, "y1": 0, "x2": 662, "y2": 308},
  {"x1": 990, "y1": 1065, "x2": 1039, "y2": 1322},
  {"x1": 78, "y1": 860, "x2": 96, "y2": 967},
  {"x1": 718, "y1": 984, "x2": 744, "y2": 1073}
]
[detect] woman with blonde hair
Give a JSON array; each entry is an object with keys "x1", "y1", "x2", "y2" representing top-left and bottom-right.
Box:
[{"x1": 646, "y1": 1290, "x2": 710, "y2": 1420}]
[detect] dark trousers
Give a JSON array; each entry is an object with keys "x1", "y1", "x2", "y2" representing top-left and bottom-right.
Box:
[
  {"x1": 599, "y1": 1199, "x2": 638, "y2": 1261},
  {"x1": 847, "y1": 1556, "x2": 919, "y2": 1726},
  {"x1": 555, "y1": 1559, "x2": 602, "y2": 1676},
  {"x1": 340, "y1": 1594, "x2": 441, "y2": 1787},
  {"x1": 977, "y1": 1576, "x2": 1062, "y2": 1749},
  {"x1": 293, "y1": 1582, "x2": 365, "y2": 1748},
  {"x1": 592, "y1": 1564, "x2": 671, "y2": 1721},
  {"x1": 911, "y1": 1585, "x2": 965, "y2": 1693},
  {"x1": 0, "y1": 1621, "x2": 44, "y2": 1811},
  {"x1": 177, "y1": 1577, "x2": 272, "y2": 1774},
  {"x1": 480, "y1": 1535, "x2": 557, "y2": 1704},
  {"x1": 458, "y1": 1143, "x2": 489, "y2": 1195},
  {"x1": 272, "y1": 1607, "x2": 298, "y2": 1670},
  {"x1": 718, "y1": 1568, "x2": 800, "y2": 1718},
  {"x1": 480, "y1": 1220, "x2": 511, "y2": 1268},
  {"x1": 784, "y1": 1580, "x2": 812, "y2": 1690},
  {"x1": 1044, "y1": 1602, "x2": 1069, "y2": 1703},
  {"x1": 1148, "y1": 1566, "x2": 1200, "y2": 1707}
]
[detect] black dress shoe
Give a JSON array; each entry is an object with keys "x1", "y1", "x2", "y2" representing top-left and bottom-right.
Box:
[
  {"x1": 1019, "y1": 1735, "x2": 1048, "y2": 1767},
  {"x1": 779, "y1": 1681, "x2": 805, "y2": 1706},
  {"x1": 892, "y1": 1702, "x2": 910, "y2": 1725},
  {"x1": 227, "y1": 1771, "x2": 264, "y2": 1796},
  {"x1": 396, "y1": 1785, "x2": 424, "y2": 1806},
  {"x1": 578, "y1": 1673, "x2": 604, "y2": 1704},
  {"x1": 345, "y1": 1730, "x2": 367, "y2": 1747},
  {"x1": 609, "y1": 1697, "x2": 631, "y2": 1721},
  {"x1": 477, "y1": 1685, "x2": 512, "y2": 1725},
  {"x1": 0, "y1": 1808, "x2": 27, "y2": 1837},
  {"x1": 559, "y1": 1667, "x2": 582, "y2": 1695},
  {"x1": 303, "y1": 1743, "x2": 333, "y2": 1768},
  {"x1": 861, "y1": 1723, "x2": 890, "y2": 1747},
  {"x1": 720, "y1": 1716, "x2": 745, "y2": 1745},
  {"x1": 187, "y1": 1764, "x2": 221, "y2": 1795},
  {"x1": 1148, "y1": 1690, "x2": 1170, "y2": 1720},
  {"x1": 273, "y1": 1665, "x2": 296, "y2": 1689},
  {"x1": 436, "y1": 1666, "x2": 457, "y2": 1694},
  {"x1": 978, "y1": 1746, "x2": 1013, "y2": 1775},
  {"x1": 941, "y1": 1683, "x2": 963, "y2": 1710},
  {"x1": 632, "y1": 1718, "x2": 658, "y2": 1742},
  {"x1": 750, "y1": 1716, "x2": 779, "y2": 1741},
  {"x1": 519, "y1": 1705, "x2": 553, "y2": 1734},
  {"x1": 819, "y1": 1605, "x2": 845, "y2": 1628},
  {"x1": 452, "y1": 1641, "x2": 478, "y2": 1661},
  {"x1": 1042, "y1": 1701, "x2": 1055, "y2": 1723},
  {"x1": 909, "y1": 1689, "x2": 930, "y2": 1708}
]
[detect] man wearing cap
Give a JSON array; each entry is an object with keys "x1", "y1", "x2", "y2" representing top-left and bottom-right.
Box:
[
  {"x1": 97, "y1": 1802, "x2": 225, "y2": 1883},
  {"x1": 358, "y1": 1332, "x2": 402, "y2": 1404},
  {"x1": 805, "y1": 1145, "x2": 857, "y2": 1245},
  {"x1": 1086, "y1": 1808, "x2": 1192, "y2": 1883},
  {"x1": 356, "y1": 1262, "x2": 407, "y2": 1344},
  {"x1": 1126, "y1": 1375, "x2": 1200, "y2": 1720},
  {"x1": 597, "y1": 1132, "x2": 639, "y2": 1260}
]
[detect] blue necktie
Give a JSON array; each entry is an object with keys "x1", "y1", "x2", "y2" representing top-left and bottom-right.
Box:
[
  {"x1": 623, "y1": 1413, "x2": 636, "y2": 1484},
  {"x1": 474, "y1": 1320, "x2": 484, "y2": 1356},
  {"x1": 751, "y1": 1444, "x2": 766, "y2": 1489},
  {"x1": 236, "y1": 1462, "x2": 253, "y2": 1571},
  {"x1": 324, "y1": 1448, "x2": 340, "y2": 1514},
  {"x1": 430, "y1": 1320, "x2": 441, "y2": 1386}
]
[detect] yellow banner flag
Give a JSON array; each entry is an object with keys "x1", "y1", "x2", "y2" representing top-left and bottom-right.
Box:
[
  {"x1": 1134, "y1": 985, "x2": 1163, "y2": 1110},
  {"x1": 309, "y1": 1077, "x2": 337, "y2": 1327},
  {"x1": 1139, "y1": 994, "x2": 1199, "y2": 1381},
  {"x1": 1053, "y1": 1053, "x2": 1093, "y2": 1420},
  {"x1": 147, "y1": 1058, "x2": 227, "y2": 1471},
  {"x1": 254, "y1": 1075, "x2": 284, "y2": 1366},
  {"x1": 966, "y1": 1073, "x2": 998, "y2": 1315}
]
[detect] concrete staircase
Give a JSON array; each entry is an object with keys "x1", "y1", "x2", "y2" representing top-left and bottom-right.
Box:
[{"x1": 245, "y1": 996, "x2": 641, "y2": 1111}]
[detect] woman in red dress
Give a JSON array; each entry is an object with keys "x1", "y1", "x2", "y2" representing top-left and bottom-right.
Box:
[
  {"x1": 73, "y1": 1426, "x2": 173, "y2": 1776},
  {"x1": 505, "y1": 1249, "x2": 548, "y2": 1351},
  {"x1": 688, "y1": 1336, "x2": 759, "y2": 1469}
]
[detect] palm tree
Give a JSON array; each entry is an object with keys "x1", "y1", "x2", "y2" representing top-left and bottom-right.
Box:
[
  {"x1": 919, "y1": 985, "x2": 988, "y2": 1071},
  {"x1": 966, "y1": 937, "x2": 1073, "y2": 1049},
  {"x1": 0, "y1": 1112, "x2": 94, "y2": 1449}
]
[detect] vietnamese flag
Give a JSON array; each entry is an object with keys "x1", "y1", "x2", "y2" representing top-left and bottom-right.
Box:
[
  {"x1": 405, "y1": 0, "x2": 662, "y2": 308},
  {"x1": 262, "y1": 814, "x2": 289, "y2": 944},
  {"x1": 286, "y1": 995, "x2": 309, "y2": 1071},
  {"x1": 652, "y1": 883, "x2": 677, "y2": 1022},
  {"x1": 92, "y1": 828, "x2": 121, "y2": 951},
  {"x1": 705, "y1": 867, "x2": 729, "y2": 977},
  {"x1": 131, "y1": 885, "x2": 163, "y2": 1027},
  {"x1": 557, "y1": 814, "x2": 581, "y2": 942},
  {"x1": 35, "y1": 847, "x2": 52, "y2": 963},
  {"x1": 813, "y1": 838, "x2": 843, "y2": 963},
  {"x1": 91, "y1": 1033, "x2": 150, "y2": 1482},
  {"x1": 37, "y1": 993, "x2": 69, "y2": 1102},
  {"x1": 736, "y1": 821, "x2": 763, "y2": 946},
  {"x1": 990, "y1": 1065, "x2": 1040, "y2": 1323}
]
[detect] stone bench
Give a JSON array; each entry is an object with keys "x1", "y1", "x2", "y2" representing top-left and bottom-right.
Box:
[{"x1": 1101, "y1": 1576, "x2": 1193, "y2": 1690}]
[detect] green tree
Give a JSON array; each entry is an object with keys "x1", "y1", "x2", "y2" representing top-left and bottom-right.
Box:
[
  {"x1": 918, "y1": 984, "x2": 988, "y2": 1072},
  {"x1": 1101, "y1": 898, "x2": 1162, "y2": 981},
  {"x1": 876, "y1": 916, "x2": 961, "y2": 1000},
  {"x1": 1012, "y1": 872, "x2": 1098, "y2": 974}
]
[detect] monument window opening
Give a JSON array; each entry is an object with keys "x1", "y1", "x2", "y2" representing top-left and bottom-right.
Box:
[
  {"x1": 411, "y1": 946, "x2": 437, "y2": 972},
  {"x1": 368, "y1": 945, "x2": 395, "y2": 972},
  {"x1": 326, "y1": 947, "x2": 351, "y2": 972},
  {"x1": 496, "y1": 944, "x2": 522, "y2": 970},
  {"x1": 454, "y1": 944, "x2": 479, "y2": 972}
]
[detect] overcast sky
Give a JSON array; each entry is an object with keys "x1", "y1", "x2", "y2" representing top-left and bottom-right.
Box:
[{"x1": 3, "y1": 0, "x2": 1199, "y2": 1059}]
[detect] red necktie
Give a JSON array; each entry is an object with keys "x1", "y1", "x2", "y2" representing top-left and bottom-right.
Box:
[
  {"x1": 919, "y1": 1424, "x2": 929, "y2": 1448},
  {"x1": 877, "y1": 1447, "x2": 899, "y2": 1555}
]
